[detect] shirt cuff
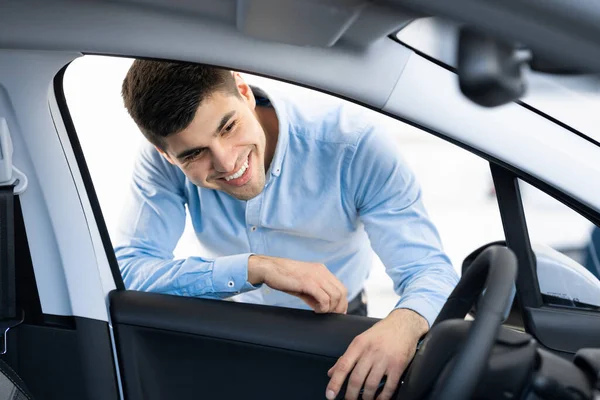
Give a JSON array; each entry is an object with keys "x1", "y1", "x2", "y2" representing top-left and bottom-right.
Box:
[
  {"x1": 393, "y1": 297, "x2": 440, "y2": 328},
  {"x1": 211, "y1": 253, "x2": 260, "y2": 294}
]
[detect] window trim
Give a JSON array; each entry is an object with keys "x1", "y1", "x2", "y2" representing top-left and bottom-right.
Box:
[
  {"x1": 490, "y1": 164, "x2": 542, "y2": 322},
  {"x1": 52, "y1": 64, "x2": 126, "y2": 291}
]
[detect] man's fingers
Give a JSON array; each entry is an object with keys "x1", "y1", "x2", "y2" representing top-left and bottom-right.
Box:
[
  {"x1": 297, "y1": 294, "x2": 319, "y2": 311},
  {"x1": 339, "y1": 284, "x2": 348, "y2": 313},
  {"x1": 376, "y1": 367, "x2": 402, "y2": 400},
  {"x1": 326, "y1": 338, "x2": 364, "y2": 399},
  {"x1": 330, "y1": 280, "x2": 348, "y2": 314},
  {"x1": 315, "y1": 265, "x2": 343, "y2": 314},
  {"x1": 335, "y1": 294, "x2": 348, "y2": 314},
  {"x1": 297, "y1": 287, "x2": 329, "y2": 313},
  {"x1": 262, "y1": 259, "x2": 348, "y2": 314},
  {"x1": 329, "y1": 272, "x2": 347, "y2": 299},
  {"x1": 322, "y1": 269, "x2": 348, "y2": 314},
  {"x1": 322, "y1": 280, "x2": 344, "y2": 314},
  {"x1": 361, "y1": 362, "x2": 387, "y2": 400},
  {"x1": 344, "y1": 355, "x2": 373, "y2": 400},
  {"x1": 315, "y1": 264, "x2": 348, "y2": 313},
  {"x1": 305, "y1": 285, "x2": 331, "y2": 313}
]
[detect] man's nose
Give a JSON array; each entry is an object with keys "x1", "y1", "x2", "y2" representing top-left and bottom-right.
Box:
[{"x1": 211, "y1": 144, "x2": 236, "y2": 173}]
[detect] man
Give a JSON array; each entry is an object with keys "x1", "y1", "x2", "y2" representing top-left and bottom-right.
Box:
[{"x1": 115, "y1": 60, "x2": 459, "y2": 400}]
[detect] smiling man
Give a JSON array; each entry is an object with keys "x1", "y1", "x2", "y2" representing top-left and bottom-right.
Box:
[{"x1": 115, "y1": 60, "x2": 459, "y2": 400}]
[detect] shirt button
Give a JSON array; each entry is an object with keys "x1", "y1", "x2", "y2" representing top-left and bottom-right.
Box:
[
  {"x1": 251, "y1": 226, "x2": 257, "y2": 232},
  {"x1": 227, "y1": 280, "x2": 235, "y2": 288}
]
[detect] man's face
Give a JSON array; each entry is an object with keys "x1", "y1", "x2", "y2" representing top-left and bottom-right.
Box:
[{"x1": 159, "y1": 75, "x2": 268, "y2": 201}]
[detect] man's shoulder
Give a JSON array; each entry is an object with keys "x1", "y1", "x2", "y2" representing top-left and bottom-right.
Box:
[
  {"x1": 136, "y1": 141, "x2": 170, "y2": 170},
  {"x1": 283, "y1": 95, "x2": 377, "y2": 147},
  {"x1": 134, "y1": 141, "x2": 187, "y2": 187}
]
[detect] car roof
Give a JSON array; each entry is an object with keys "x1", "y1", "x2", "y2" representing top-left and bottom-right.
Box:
[{"x1": 3, "y1": 0, "x2": 600, "y2": 67}]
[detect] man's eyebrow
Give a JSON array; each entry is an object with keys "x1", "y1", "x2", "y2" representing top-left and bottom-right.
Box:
[{"x1": 216, "y1": 110, "x2": 236, "y2": 135}]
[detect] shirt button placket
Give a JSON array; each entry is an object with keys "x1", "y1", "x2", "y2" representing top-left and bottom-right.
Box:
[{"x1": 245, "y1": 194, "x2": 263, "y2": 254}]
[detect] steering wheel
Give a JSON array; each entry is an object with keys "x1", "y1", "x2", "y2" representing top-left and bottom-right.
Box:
[{"x1": 396, "y1": 245, "x2": 518, "y2": 400}]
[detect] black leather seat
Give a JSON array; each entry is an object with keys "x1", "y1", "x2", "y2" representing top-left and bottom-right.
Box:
[{"x1": 0, "y1": 359, "x2": 33, "y2": 400}]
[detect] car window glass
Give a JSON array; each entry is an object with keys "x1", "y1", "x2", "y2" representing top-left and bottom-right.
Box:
[
  {"x1": 397, "y1": 17, "x2": 600, "y2": 144},
  {"x1": 519, "y1": 179, "x2": 600, "y2": 311},
  {"x1": 63, "y1": 55, "x2": 505, "y2": 318}
]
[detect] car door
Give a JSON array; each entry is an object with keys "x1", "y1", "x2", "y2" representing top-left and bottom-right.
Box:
[{"x1": 109, "y1": 291, "x2": 377, "y2": 399}]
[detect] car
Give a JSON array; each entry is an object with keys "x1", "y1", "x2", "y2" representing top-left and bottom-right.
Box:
[{"x1": 0, "y1": 1, "x2": 599, "y2": 399}]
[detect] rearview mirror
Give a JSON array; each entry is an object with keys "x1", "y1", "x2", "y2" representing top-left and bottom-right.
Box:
[{"x1": 457, "y1": 28, "x2": 529, "y2": 107}]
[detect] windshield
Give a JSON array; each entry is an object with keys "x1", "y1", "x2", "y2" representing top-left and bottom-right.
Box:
[
  {"x1": 524, "y1": 74, "x2": 600, "y2": 141},
  {"x1": 396, "y1": 18, "x2": 600, "y2": 143}
]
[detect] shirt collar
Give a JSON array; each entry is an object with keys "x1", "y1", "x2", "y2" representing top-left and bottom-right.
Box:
[{"x1": 251, "y1": 85, "x2": 288, "y2": 178}]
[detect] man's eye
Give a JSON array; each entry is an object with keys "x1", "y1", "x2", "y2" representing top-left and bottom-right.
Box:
[
  {"x1": 224, "y1": 121, "x2": 236, "y2": 133},
  {"x1": 185, "y1": 149, "x2": 203, "y2": 162}
]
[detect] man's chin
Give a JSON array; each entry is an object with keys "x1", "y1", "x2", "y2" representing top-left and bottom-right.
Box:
[
  {"x1": 228, "y1": 189, "x2": 262, "y2": 201},
  {"x1": 223, "y1": 183, "x2": 265, "y2": 201}
]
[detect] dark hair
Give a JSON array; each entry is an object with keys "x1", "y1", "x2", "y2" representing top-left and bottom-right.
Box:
[{"x1": 121, "y1": 60, "x2": 239, "y2": 149}]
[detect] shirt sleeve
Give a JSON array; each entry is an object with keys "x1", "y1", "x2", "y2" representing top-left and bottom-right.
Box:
[
  {"x1": 113, "y1": 143, "x2": 259, "y2": 298},
  {"x1": 345, "y1": 125, "x2": 459, "y2": 327}
]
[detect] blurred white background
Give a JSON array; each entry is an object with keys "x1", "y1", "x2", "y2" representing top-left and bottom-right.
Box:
[{"x1": 63, "y1": 55, "x2": 594, "y2": 318}]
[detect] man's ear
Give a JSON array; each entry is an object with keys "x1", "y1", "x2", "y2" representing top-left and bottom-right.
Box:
[
  {"x1": 232, "y1": 71, "x2": 256, "y2": 109},
  {"x1": 155, "y1": 146, "x2": 176, "y2": 166}
]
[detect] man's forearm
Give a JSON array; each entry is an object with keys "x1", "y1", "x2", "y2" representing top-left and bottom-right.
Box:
[{"x1": 116, "y1": 248, "x2": 255, "y2": 297}]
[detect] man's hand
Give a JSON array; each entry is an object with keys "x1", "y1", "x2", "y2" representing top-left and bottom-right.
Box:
[
  {"x1": 326, "y1": 308, "x2": 429, "y2": 400},
  {"x1": 247, "y1": 255, "x2": 348, "y2": 314}
]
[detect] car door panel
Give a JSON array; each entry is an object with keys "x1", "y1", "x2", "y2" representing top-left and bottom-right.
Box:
[
  {"x1": 110, "y1": 290, "x2": 378, "y2": 399},
  {"x1": 525, "y1": 307, "x2": 600, "y2": 354}
]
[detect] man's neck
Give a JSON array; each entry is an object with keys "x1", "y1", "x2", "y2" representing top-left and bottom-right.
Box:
[{"x1": 255, "y1": 105, "x2": 279, "y2": 172}]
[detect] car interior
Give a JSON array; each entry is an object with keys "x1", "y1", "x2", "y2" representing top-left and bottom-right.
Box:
[{"x1": 0, "y1": 1, "x2": 600, "y2": 399}]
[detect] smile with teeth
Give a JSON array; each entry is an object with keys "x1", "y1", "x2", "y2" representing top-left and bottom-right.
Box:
[{"x1": 224, "y1": 158, "x2": 249, "y2": 181}]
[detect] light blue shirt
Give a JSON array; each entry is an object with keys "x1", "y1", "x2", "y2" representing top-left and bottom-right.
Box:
[{"x1": 114, "y1": 87, "x2": 459, "y2": 326}]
